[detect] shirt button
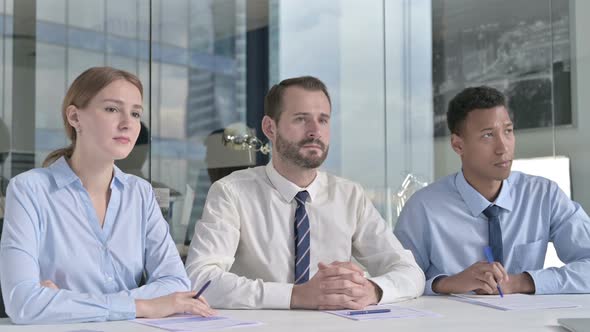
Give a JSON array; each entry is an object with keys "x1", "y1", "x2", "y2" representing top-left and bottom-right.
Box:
[{"x1": 107, "y1": 276, "x2": 113, "y2": 282}]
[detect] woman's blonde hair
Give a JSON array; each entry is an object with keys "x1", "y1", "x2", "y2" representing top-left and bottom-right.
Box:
[{"x1": 43, "y1": 66, "x2": 143, "y2": 167}]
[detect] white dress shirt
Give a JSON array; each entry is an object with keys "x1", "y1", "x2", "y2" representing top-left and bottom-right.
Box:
[{"x1": 185, "y1": 162, "x2": 425, "y2": 309}]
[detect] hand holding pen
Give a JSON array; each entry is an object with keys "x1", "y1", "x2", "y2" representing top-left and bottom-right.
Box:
[
  {"x1": 194, "y1": 280, "x2": 211, "y2": 299},
  {"x1": 135, "y1": 282, "x2": 216, "y2": 319},
  {"x1": 483, "y1": 246, "x2": 504, "y2": 297},
  {"x1": 432, "y1": 259, "x2": 509, "y2": 295}
]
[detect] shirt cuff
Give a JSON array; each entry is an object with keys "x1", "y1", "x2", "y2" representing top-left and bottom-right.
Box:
[
  {"x1": 262, "y1": 282, "x2": 294, "y2": 309},
  {"x1": 524, "y1": 269, "x2": 551, "y2": 294},
  {"x1": 107, "y1": 295, "x2": 136, "y2": 321},
  {"x1": 368, "y1": 275, "x2": 392, "y2": 303},
  {"x1": 424, "y1": 274, "x2": 448, "y2": 295}
]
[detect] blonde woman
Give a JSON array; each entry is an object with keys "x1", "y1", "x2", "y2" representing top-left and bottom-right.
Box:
[{"x1": 0, "y1": 67, "x2": 214, "y2": 324}]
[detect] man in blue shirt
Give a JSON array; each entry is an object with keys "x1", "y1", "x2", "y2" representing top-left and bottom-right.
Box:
[{"x1": 394, "y1": 86, "x2": 590, "y2": 295}]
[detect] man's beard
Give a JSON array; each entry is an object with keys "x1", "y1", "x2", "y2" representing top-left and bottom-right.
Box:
[{"x1": 275, "y1": 133, "x2": 329, "y2": 169}]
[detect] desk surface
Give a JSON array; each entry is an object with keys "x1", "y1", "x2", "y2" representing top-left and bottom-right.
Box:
[{"x1": 0, "y1": 295, "x2": 588, "y2": 331}]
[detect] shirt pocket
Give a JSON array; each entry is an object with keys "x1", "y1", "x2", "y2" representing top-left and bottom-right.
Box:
[{"x1": 513, "y1": 239, "x2": 548, "y2": 272}]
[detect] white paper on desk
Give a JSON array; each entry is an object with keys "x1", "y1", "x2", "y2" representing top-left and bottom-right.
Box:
[
  {"x1": 134, "y1": 314, "x2": 262, "y2": 332},
  {"x1": 326, "y1": 304, "x2": 441, "y2": 321},
  {"x1": 452, "y1": 293, "x2": 581, "y2": 311}
]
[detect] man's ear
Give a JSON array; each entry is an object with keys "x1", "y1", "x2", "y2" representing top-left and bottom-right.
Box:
[
  {"x1": 65, "y1": 105, "x2": 81, "y2": 130},
  {"x1": 451, "y1": 133, "x2": 464, "y2": 156},
  {"x1": 261, "y1": 115, "x2": 277, "y2": 141}
]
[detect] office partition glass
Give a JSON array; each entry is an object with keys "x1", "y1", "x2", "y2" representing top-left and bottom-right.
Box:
[{"x1": 0, "y1": 0, "x2": 588, "y2": 256}]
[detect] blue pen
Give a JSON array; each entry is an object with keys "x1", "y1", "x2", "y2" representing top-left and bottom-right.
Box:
[
  {"x1": 193, "y1": 280, "x2": 211, "y2": 299},
  {"x1": 347, "y1": 308, "x2": 391, "y2": 315},
  {"x1": 483, "y1": 246, "x2": 504, "y2": 298}
]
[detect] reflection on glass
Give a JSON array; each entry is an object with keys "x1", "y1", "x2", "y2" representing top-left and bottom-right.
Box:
[
  {"x1": 432, "y1": 0, "x2": 572, "y2": 137},
  {"x1": 36, "y1": 43, "x2": 66, "y2": 131},
  {"x1": 35, "y1": 43, "x2": 67, "y2": 167},
  {"x1": 68, "y1": 0, "x2": 104, "y2": 31},
  {"x1": 157, "y1": 64, "x2": 187, "y2": 140},
  {"x1": 222, "y1": 123, "x2": 270, "y2": 155},
  {"x1": 37, "y1": 0, "x2": 65, "y2": 23},
  {"x1": 107, "y1": 55, "x2": 138, "y2": 75},
  {"x1": 181, "y1": 126, "x2": 257, "y2": 252},
  {"x1": 160, "y1": 0, "x2": 189, "y2": 48},
  {"x1": 67, "y1": 49, "x2": 104, "y2": 84},
  {"x1": 392, "y1": 174, "x2": 428, "y2": 222},
  {"x1": 106, "y1": 0, "x2": 137, "y2": 38}
]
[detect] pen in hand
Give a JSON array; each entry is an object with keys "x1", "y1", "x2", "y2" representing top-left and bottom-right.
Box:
[
  {"x1": 193, "y1": 280, "x2": 211, "y2": 299},
  {"x1": 483, "y1": 246, "x2": 504, "y2": 298}
]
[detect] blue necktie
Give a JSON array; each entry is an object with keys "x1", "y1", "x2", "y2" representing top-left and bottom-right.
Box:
[
  {"x1": 294, "y1": 191, "x2": 310, "y2": 284},
  {"x1": 483, "y1": 205, "x2": 504, "y2": 265}
]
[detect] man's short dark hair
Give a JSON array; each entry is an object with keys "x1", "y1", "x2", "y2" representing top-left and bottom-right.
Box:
[
  {"x1": 264, "y1": 76, "x2": 331, "y2": 122},
  {"x1": 447, "y1": 86, "x2": 507, "y2": 135}
]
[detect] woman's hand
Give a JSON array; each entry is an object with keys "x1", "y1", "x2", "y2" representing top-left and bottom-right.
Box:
[
  {"x1": 40, "y1": 280, "x2": 59, "y2": 290},
  {"x1": 135, "y1": 291, "x2": 216, "y2": 318}
]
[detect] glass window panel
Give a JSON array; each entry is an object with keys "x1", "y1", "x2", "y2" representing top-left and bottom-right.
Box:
[
  {"x1": 37, "y1": 0, "x2": 65, "y2": 23},
  {"x1": 385, "y1": 0, "x2": 433, "y2": 224},
  {"x1": 0, "y1": 0, "x2": 6, "y2": 186},
  {"x1": 1, "y1": 19, "x2": 12, "y2": 128},
  {"x1": 106, "y1": 54, "x2": 137, "y2": 74},
  {"x1": 137, "y1": 0, "x2": 150, "y2": 41},
  {"x1": 2, "y1": 0, "x2": 586, "y2": 256},
  {"x1": 159, "y1": 0, "x2": 188, "y2": 48},
  {"x1": 68, "y1": 0, "x2": 104, "y2": 31},
  {"x1": 274, "y1": 0, "x2": 387, "y2": 213},
  {"x1": 157, "y1": 64, "x2": 187, "y2": 139},
  {"x1": 4, "y1": 0, "x2": 11, "y2": 15},
  {"x1": 160, "y1": 0, "x2": 188, "y2": 48},
  {"x1": 556, "y1": 0, "x2": 590, "y2": 209},
  {"x1": 432, "y1": 0, "x2": 558, "y2": 181},
  {"x1": 67, "y1": 48, "x2": 105, "y2": 84},
  {"x1": 106, "y1": 0, "x2": 137, "y2": 38},
  {"x1": 150, "y1": 0, "x2": 162, "y2": 43},
  {"x1": 0, "y1": 0, "x2": 4, "y2": 119},
  {"x1": 35, "y1": 43, "x2": 67, "y2": 167},
  {"x1": 35, "y1": 43, "x2": 66, "y2": 131}
]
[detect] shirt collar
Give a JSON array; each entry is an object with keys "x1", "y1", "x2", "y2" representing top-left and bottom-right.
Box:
[
  {"x1": 455, "y1": 170, "x2": 513, "y2": 217},
  {"x1": 50, "y1": 156, "x2": 128, "y2": 189},
  {"x1": 111, "y1": 164, "x2": 127, "y2": 187},
  {"x1": 265, "y1": 161, "x2": 323, "y2": 203}
]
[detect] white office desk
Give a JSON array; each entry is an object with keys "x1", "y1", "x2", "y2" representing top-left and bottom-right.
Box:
[{"x1": 0, "y1": 295, "x2": 588, "y2": 331}]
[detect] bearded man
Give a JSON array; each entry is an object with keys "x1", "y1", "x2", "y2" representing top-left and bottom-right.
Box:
[{"x1": 186, "y1": 76, "x2": 424, "y2": 309}]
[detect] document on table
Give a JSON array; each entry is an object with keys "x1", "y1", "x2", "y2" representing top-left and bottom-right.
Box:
[
  {"x1": 452, "y1": 293, "x2": 581, "y2": 311},
  {"x1": 134, "y1": 314, "x2": 262, "y2": 332},
  {"x1": 326, "y1": 304, "x2": 441, "y2": 321}
]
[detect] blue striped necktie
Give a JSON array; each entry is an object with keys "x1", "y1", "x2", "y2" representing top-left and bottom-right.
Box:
[
  {"x1": 483, "y1": 204, "x2": 504, "y2": 265},
  {"x1": 294, "y1": 191, "x2": 310, "y2": 284}
]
